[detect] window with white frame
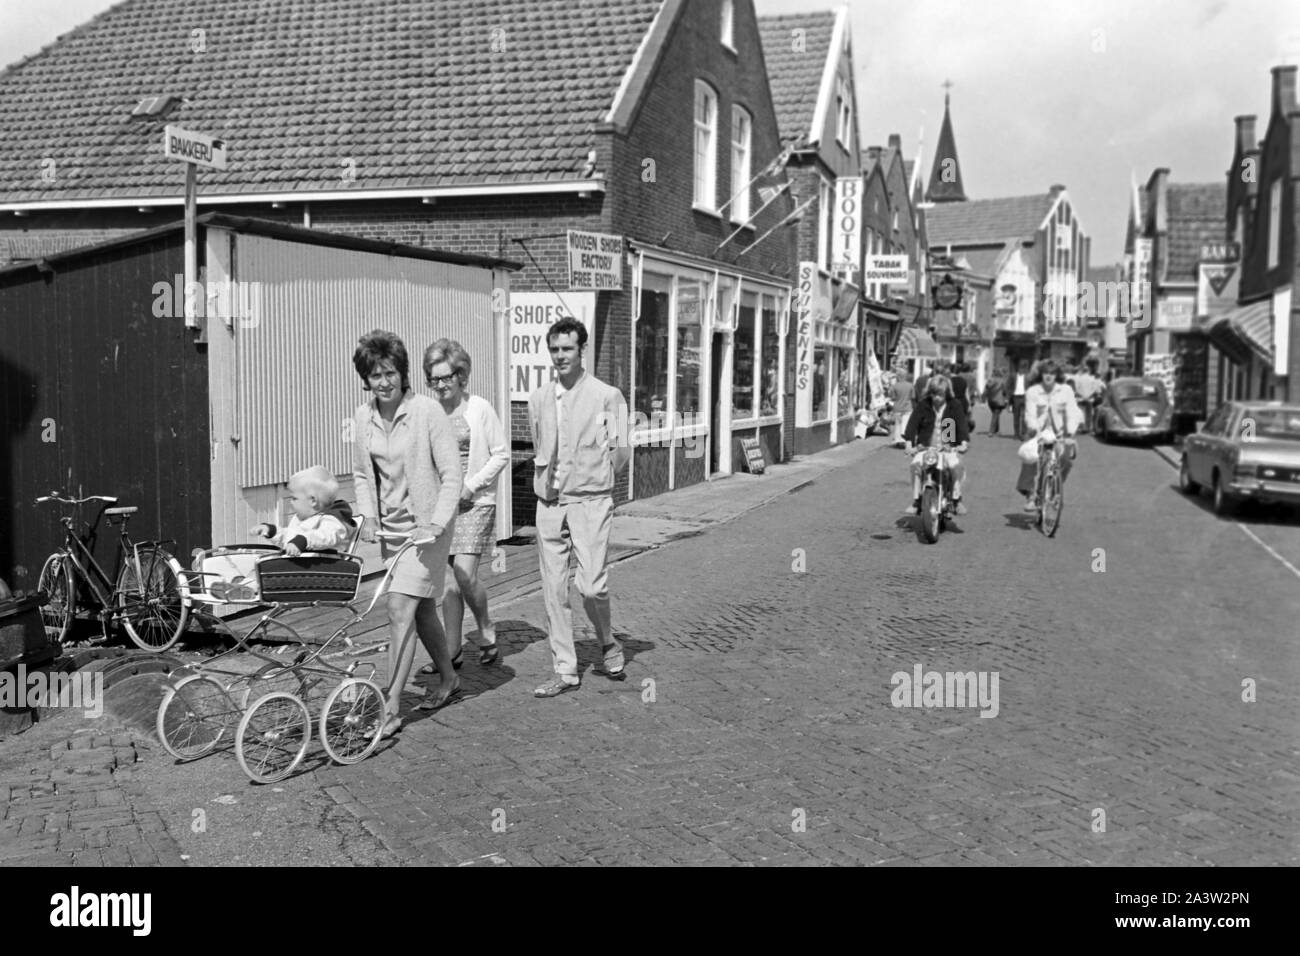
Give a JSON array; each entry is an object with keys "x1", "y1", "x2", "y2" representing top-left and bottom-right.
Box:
[
  {"x1": 731, "y1": 290, "x2": 783, "y2": 420},
  {"x1": 721, "y1": 0, "x2": 734, "y2": 50},
  {"x1": 730, "y1": 106, "x2": 752, "y2": 224},
  {"x1": 694, "y1": 82, "x2": 718, "y2": 212},
  {"x1": 818, "y1": 176, "x2": 832, "y2": 269},
  {"x1": 836, "y1": 78, "x2": 853, "y2": 149},
  {"x1": 1268, "y1": 178, "x2": 1282, "y2": 270},
  {"x1": 635, "y1": 271, "x2": 706, "y2": 431}
]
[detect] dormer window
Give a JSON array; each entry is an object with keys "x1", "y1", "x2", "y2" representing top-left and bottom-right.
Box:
[{"x1": 721, "y1": 0, "x2": 735, "y2": 51}]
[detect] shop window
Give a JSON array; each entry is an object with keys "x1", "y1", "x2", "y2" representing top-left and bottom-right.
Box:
[
  {"x1": 813, "y1": 347, "x2": 829, "y2": 421},
  {"x1": 761, "y1": 297, "x2": 780, "y2": 416},
  {"x1": 733, "y1": 295, "x2": 757, "y2": 418},
  {"x1": 838, "y1": 350, "x2": 852, "y2": 417},
  {"x1": 676, "y1": 281, "x2": 704, "y2": 417},
  {"x1": 694, "y1": 82, "x2": 718, "y2": 212},
  {"x1": 635, "y1": 276, "x2": 672, "y2": 427}
]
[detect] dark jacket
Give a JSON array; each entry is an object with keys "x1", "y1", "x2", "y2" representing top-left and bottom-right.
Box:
[
  {"x1": 903, "y1": 401, "x2": 971, "y2": 448},
  {"x1": 984, "y1": 377, "x2": 1008, "y2": 408},
  {"x1": 951, "y1": 375, "x2": 970, "y2": 412}
]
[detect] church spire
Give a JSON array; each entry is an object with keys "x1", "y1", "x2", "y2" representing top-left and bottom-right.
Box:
[{"x1": 926, "y1": 81, "x2": 967, "y2": 203}]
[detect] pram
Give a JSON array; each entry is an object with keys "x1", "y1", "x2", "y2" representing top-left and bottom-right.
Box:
[{"x1": 156, "y1": 517, "x2": 427, "y2": 783}]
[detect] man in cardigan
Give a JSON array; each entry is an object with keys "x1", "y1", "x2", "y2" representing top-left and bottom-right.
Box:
[{"x1": 529, "y1": 318, "x2": 632, "y2": 698}]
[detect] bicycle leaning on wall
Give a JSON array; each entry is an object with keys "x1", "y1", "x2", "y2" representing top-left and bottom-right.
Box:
[{"x1": 34, "y1": 493, "x2": 191, "y2": 651}]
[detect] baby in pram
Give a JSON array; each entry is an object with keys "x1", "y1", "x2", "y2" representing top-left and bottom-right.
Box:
[{"x1": 251, "y1": 465, "x2": 355, "y2": 557}]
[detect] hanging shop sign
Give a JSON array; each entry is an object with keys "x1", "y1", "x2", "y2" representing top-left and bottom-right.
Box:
[
  {"x1": 932, "y1": 275, "x2": 963, "y2": 311},
  {"x1": 567, "y1": 230, "x2": 624, "y2": 291},
  {"x1": 864, "y1": 255, "x2": 910, "y2": 286},
  {"x1": 833, "y1": 177, "x2": 863, "y2": 278}
]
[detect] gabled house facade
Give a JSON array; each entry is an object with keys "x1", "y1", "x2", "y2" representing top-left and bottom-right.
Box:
[
  {"x1": 760, "y1": 6, "x2": 863, "y2": 455},
  {"x1": 1205, "y1": 65, "x2": 1300, "y2": 406},
  {"x1": 0, "y1": 0, "x2": 801, "y2": 516}
]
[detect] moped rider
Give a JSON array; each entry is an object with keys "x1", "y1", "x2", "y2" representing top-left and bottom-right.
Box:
[{"x1": 902, "y1": 375, "x2": 970, "y2": 517}]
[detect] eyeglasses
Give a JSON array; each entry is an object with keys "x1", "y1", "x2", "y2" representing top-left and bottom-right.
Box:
[{"x1": 427, "y1": 373, "x2": 459, "y2": 386}]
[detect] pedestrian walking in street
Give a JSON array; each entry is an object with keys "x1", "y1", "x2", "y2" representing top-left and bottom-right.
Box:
[
  {"x1": 529, "y1": 317, "x2": 632, "y2": 698},
  {"x1": 890, "y1": 365, "x2": 914, "y2": 447},
  {"x1": 984, "y1": 368, "x2": 1008, "y2": 435},
  {"x1": 352, "y1": 330, "x2": 463, "y2": 736},
  {"x1": 421, "y1": 339, "x2": 509, "y2": 674},
  {"x1": 1009, "y1": 360, "x2": 1030, "y2": 440},
  {"x1": 960, "y1": 362, "x2": 978, "y2": 432},
  {"x1": 950, "y1": 363, "x2": 973, "y2": 437},
  {"x1": 1071, "y1": 359, "x2": 1104, "y2": 434}
]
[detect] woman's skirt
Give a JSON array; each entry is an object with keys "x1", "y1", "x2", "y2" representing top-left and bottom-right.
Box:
[
  {"x1": 449, "y1": 502, "x2": 496, "y2": 557},
  {"x1": 380, "y1": 518, "x2": 455, "y2": 599}
]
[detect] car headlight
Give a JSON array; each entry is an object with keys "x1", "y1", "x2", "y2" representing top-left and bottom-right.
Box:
[{"x1": 1259, "y1": 466, "x2": 1280, "y2": 480}]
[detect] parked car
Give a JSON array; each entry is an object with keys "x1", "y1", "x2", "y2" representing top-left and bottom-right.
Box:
[
  {"x1": 1094, "y1": 377, "x2": 1174, "y2": 443},
  {"x1": 1179, "y1": 401, "x2": 1300, "y2": 515}
]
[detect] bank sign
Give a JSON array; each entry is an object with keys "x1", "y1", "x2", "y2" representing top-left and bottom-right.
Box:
[
  {"x1": 567, "y1": 230, "x2": 623, "y2": 291},
  {"x1": 163, "y1": 125, "x2": 228, "y2": 170},
  {"x1": 509, "y1": 292, "x2": 596, "y2": 400}
]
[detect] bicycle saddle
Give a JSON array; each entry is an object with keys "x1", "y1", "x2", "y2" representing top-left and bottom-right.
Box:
[{"x1": 104, "y1": 506, "x2": 139, "y2": 516}]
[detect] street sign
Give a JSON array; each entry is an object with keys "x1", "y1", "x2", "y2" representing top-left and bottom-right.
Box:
[
  {"x1": 567, "y1": 230, "x2": 623, "y2": 291},
  {"x1": 163, "y1": 125, "x2": 228, "y2": 170}
]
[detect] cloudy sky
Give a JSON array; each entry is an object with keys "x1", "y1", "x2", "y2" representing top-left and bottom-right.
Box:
[{"x1": 3, "y1": 0, "x2": 1298, "y2": 263}]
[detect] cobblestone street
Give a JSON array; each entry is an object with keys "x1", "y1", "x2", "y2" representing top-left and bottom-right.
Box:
[{"x1": 27, "y1": 425, "x2": 1286, "y2": 866}]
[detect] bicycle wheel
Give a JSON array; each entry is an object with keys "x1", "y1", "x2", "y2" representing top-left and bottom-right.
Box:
[
  {"x1": 236, "y1": 692, "x2": 311, "y2": 784},
  {"x1": 920, "y1": 486, "x2": 940, "y2": 543},
  {"x1": 36, "y1": 553, "x2": 75, "y2": 644},
  {"x1": 319, "y1": 678, "x2": 387, "y2": 765},
  {"x1": 118, "y1": 547, "x2": 191, "y2": 651},
  {"x1": 156, "y1": 674, "x2": 238, "y2": 760},
  {"x1": 1041, "y1": 467, "x2": 1064, "y2": 537}
]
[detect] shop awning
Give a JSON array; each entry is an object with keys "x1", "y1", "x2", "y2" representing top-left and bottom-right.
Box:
[
  {"x1": 893, "y1": 326, "x2": 939, "y2": 360},
  {"x1": 1201, "y1": 300, "x2": 1272, "y2": 363}
]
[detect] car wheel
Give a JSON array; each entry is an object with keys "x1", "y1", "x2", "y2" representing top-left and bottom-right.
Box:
[
  {"x1": 1212, "y1": 471, "x2": 1235, "y2": 516},
  {"x1": 1178, "y1": 457, "x2": 1200, "y2": 495}
]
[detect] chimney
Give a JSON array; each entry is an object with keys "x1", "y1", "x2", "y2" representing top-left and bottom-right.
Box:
[
  {"x1": 1244, "y1": 148, "x2": 1261, "y2": 201},
  {"x1": 1234, "y1": 115, "x2": 1257, "y2": 155},
  {"x1": 867, "y1": 145, "x2": 883, "y2": 162},
  {"x1": 1049, "y1": 184, "x2": 1066, "y2": 196},
  {"x1": 888, "y1": 133, "x2": 902, "y2": 152},
  {"x1": 1149, "y1": 168, "x2": 1170, "y2": 235},
  {"x1": 1273, "y1": 65, "x2": 1298, "y2": 115}
]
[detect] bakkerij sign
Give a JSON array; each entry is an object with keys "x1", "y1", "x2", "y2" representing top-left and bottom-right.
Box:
[
  {"x1": 567, "y1": 230, "x2": 623, "y2": 291},
  {"x1": 164, "y1": 125, "x2": 228, "y2": 170}
]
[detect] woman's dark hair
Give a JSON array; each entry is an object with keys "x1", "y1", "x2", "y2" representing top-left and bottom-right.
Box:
[
  {"x1": 1039, "y1": 360, "x2": 1062, "y2": 380},
  {"x1": 546, "y1": 317, "x2": 588, "y2": 350},
  {"x1": 353, "y1": 330, "x2": 411, "y2": 392}
]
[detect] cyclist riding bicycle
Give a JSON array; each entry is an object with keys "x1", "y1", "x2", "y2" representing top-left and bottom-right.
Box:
[
  {"x1": 902, "y1": 374, "x2": 970, "y2": 516},
  {"x1": 1016, "y1": 360, "x2": 1082, "y2": 511}
]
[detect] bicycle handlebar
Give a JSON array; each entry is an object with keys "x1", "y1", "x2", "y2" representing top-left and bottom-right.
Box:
[
  {"x1": 35, "y1": 493, "x2": 118, "y2": 506},
  {"x1": 376, "y1": 530, "x2": 438, "y2": 547}
]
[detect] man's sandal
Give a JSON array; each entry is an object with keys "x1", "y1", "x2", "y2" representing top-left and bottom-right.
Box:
[
  {"x1": 600, "y1": 643, "x2": 627, "y2": 681},
  {"x1": 533, "y1": 676, "x2": 579, "y2": 698}
]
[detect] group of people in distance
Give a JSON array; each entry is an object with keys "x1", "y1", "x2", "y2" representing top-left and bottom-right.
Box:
[
  {"x1": 887, "y1": 356, "x2": 1086, "y2": 518},
  {"x1": 251, "y1": 317, "x2": 628, "y2": 742}
]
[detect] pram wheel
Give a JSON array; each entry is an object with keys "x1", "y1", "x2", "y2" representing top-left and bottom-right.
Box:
[
  {"x1": 319, "y1": 678, "x2": 387, "y2": 765},
  {"x1": 156, "y1": 675, "x2": 238, "y2": 760},
  {"x1": 236, "y1": 692, "x2": 311, "y2": 784},
  {"x1": 240, "y1": 662, "x2": 311, "y2": 709}
]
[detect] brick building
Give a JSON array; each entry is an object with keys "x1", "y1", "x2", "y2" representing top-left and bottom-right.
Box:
[{"x1": 0, "y1": 0, "x2": 801, "y2": 515}]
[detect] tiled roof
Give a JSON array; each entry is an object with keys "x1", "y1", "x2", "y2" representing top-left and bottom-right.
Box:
[
  {"x1": 758, "y1": 11, "x2": 836, "y2": 145},
  {"x1": 0, "y1": 0, "x2": 663, "y2": 202},
  {"x1": 925, "y1": 194, "x2": 1057, "y2": 246},
  {"x1": 958, "y1": 241, "x2": 1020, "y2": 279},
  {"x1": 1165, "y1": 182, "x2": 1226, "y2": 281}
]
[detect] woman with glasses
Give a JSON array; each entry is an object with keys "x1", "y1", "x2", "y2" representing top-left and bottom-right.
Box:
[
  {"x1": 420, "y1": 339, "x2": 509, "y2": 678},
  {"x1": 352, "y1": 330, "x2": 463, "y2": 737}
]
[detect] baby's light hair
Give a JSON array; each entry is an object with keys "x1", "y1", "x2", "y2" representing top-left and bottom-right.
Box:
[{"x1": 289, "y1": 465, "x2": 339, "y2": 508}]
